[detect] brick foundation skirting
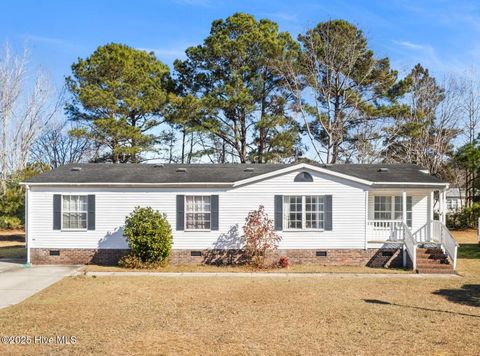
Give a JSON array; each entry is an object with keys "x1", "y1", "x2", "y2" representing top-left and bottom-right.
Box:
[{"x1": 30, "y1": 247, "x2": 404, "y2": 267}]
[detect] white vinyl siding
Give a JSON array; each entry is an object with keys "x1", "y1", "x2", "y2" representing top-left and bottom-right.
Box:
[
  {"x1": 28, "y1": 169, "x2": 369, "y2": 250},
  {"x1": 27, "y1": 169, "x2": 434, "y2": 251}
]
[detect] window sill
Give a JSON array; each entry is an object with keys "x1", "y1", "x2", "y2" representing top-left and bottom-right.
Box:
[
  {"x1": 184, "y1": 229, "x2": 212, "y2": 232},
  {"x1": 61, "y1": 229, "x2": 88, "y2": 232}
]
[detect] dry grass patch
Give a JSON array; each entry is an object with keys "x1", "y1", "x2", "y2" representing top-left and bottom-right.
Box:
[
  {"x1": 0, "y1": 272, "x2": 479, "y2": 355},
  {"x1": 0, "y1": 230, "x2": 25, "y2": 259},
  {"x1": 83, "y1": 263, "x2": 410, "y2": 274}
]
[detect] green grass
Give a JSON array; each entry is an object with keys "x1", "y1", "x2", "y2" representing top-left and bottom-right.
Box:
[{"x1": 458, "y1": 243, "x2": 480, "y2": 259}]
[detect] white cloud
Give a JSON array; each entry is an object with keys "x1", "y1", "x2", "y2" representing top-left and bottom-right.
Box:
[{"x1": 393, "y1": 40, "x2": 425, "y2": 50}]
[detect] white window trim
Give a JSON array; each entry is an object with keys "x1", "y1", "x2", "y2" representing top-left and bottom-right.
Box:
[
  {"x1": 283, "y1": 195, "x2": 325, "y2": 232},
  {"x1": 61, "y1": 194, "x2": 88, "y2": 232},
  {"x1": 184, "y1": 195, "x2": 212, "y2": 232}
]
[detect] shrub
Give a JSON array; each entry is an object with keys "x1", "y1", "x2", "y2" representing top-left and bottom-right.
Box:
[
  {"x1": 447, "y1": 203, "x2": 480, "y2": 230},
  {"x1": 243, "y1": 205, "x2": 281, "y2": 268},
  {"x1": 123, "y1": 207, "x2": 172, "y2": 264},
  {"x1": 0, "y1": 216, "x2": 22, "y2": 229},
  {"x1": 118, "y1": 254, "x2": 165, "y2": 269},
  {"x1": 278, "y1": 256, "x2": 289, "y2": 268}
]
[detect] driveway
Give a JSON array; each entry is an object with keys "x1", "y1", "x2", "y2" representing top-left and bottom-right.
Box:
[{"x1": 0, "y1": 260, "x2": 80, "y2": 309}]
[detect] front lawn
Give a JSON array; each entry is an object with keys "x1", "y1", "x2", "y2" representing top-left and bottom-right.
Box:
[
  {"x1": 0, "y1": 229, "x2": 478, "y2": 355},
  {"x1": 0, "y1": 271, "x2": 479, "y2": 355}
]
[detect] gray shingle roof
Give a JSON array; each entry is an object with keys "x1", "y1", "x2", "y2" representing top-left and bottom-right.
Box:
[{"x1": 23, "y1": 163, "x2": 446, "y2": 186}]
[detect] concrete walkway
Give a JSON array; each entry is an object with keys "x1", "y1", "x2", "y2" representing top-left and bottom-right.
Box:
[
  {"x1": 0, "y1": 260, "x2": 80, "y2": 309},
  {"x1": 82, "y1": 271, "x2": 460, "y2": 279}
]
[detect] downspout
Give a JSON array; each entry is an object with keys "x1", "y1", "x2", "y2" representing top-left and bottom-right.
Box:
[
  {"x1": 25, "y1": 184, "x2": 30, "y2": 265},
  {"x1": 364, "y1": 190, "x2": 368, "y2": 250}
]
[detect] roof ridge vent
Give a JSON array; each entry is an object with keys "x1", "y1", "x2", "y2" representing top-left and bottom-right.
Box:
[
  {"x1": 244, "y1": 167, "x2": 254, "y2": 172},
  {"x1": 154, "y1": 164, "x2": 164, "y2": 168},
  {"x1": 419, "y1": 169, "x2": 429, "y2": 174},
  {"x1": 176, "y1": 167, "x2": 187, "y2": 173},
  {"x1": 377, "y1": 167, "x2": 389, "y2": 173},
  {"x1": 71, "y1": 167, "x2": 82, "y2": 172}
]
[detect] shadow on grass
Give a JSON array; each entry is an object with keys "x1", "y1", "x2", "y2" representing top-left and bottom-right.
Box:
[
  {"x1": 0, "y1": 245, "x2": 26, "y2": 259},
  {"x1": 0, "y1": 232, "x2": 25, "y2": 243},
  {"x1": 363, "y1": 298, "x2": 480, "y2": 318},
  {"x1": 458, "y1": 244, "x2": 480, "y2": 259},
  {"x1": 432, "y1": 284, "x2": 480, "y2": 307}
]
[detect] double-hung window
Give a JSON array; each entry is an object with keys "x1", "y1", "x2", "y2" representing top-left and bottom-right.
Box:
[
  {"x1": 284, "y1": 195, "x2": 325, "y2": 230},
  {"x1": 62, "y1": 195, "x2": 88, "y2": 230},
  {"x1": 185, "y1": 196, "x2": 211, "y2": 230},
  {"x1": 374, "y1": 195, "x2": 412, "y2": 227}
]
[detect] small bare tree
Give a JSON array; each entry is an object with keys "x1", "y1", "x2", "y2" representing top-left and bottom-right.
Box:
[{"x1": 242, "y1": 205, "x2": 281, "y2": 268}]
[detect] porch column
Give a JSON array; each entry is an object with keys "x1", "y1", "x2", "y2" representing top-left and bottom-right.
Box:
[
  {"x1": 441, "y1": 189, "x2": 447, "y2": 224},
  {"x1": 402, "y1": 191, "x2": 407, "y2": 225},
  {"x1": 427, "y1": 192, "x2": 433, "y2": 242}
]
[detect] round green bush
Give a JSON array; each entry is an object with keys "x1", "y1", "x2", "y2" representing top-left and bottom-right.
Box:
[{"x1": 123, "y1": 207, "x2": 172, "y2": 263}]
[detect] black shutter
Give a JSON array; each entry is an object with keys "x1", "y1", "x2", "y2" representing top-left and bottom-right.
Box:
[
  {"x1": 324, "y1": 195, "x2": 333, "y2": 231},
  {"x1": 53, "y1": 194, "x2": 61, "y2": 230},
  {"x1": 87, "y1": 195, "x2": 95, "y2": 230},
  {"x1": 176, "y1": 195, "x2": 184, "y2": 231},
  {"x1": 274, "y1": 195, "x2": 283, "y2": 231},
  {"x1": 211, "y1": 195, "x2": 219, "y2": 230}
]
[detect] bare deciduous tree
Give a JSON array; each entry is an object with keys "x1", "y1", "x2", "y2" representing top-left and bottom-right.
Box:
[
  {"x1": 30, "y1": 120, "x2": 93, "y2": 168},
  {"x1": 276, "y1": 20, "x2": 397, "y2": 163},
  {"x1": 0, "y1": 44, "x2": 63, "y2": 191},
  {"x1": 0, "y1": 44, "x2": 26, "y2": 192}
]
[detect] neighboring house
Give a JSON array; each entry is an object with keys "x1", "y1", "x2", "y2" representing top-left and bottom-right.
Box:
[
  {"x1": 445, "y1": 188, "x2": 465, "y2": 212},
  {"x1": 22, "y1": 163, "x2": 458, "y2": 272}
]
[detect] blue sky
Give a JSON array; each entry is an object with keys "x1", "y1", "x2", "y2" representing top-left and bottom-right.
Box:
[{"x1": 1, "y1": 0, "x2": 480, "y2": 88}]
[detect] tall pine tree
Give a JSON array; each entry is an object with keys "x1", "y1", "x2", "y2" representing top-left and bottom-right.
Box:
[{"x1": 66, "y1": 43, "x2": 172, "y2": 163}]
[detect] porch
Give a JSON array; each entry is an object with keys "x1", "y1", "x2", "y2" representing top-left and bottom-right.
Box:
[{"x1": 366, "y1": 189, "x2": 458, "y2": 272}]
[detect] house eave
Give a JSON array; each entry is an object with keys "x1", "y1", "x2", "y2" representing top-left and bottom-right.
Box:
[{"x1": 19, "y1": 182, "x2": 234, "y2": 188}]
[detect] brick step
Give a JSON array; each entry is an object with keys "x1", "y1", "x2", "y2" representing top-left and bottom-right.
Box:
[
  {"x1": 416, "y1": 262, "x2": 451, "y2": 269},
  {"x1": 417, "y1": 252, "x2": 448, "y2": 259},
  {"x1": 417, "y1": 248, "x2": 443, "y2": 254},
  {"x1": 416, "y1": 255, "x2": 449, "y2": 262}
]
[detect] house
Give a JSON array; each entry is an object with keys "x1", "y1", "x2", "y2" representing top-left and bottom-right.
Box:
[
  {"x1": 21, "y1": 163, "x2": 458, "y2": 272},
  {"x1": 445, "y1": 188, "x2": 465, "y2": 212}
]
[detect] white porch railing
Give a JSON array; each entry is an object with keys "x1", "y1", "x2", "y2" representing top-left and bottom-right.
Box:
[
  {"x1": 431, "y1": 221, "x2": 459, "y2": 270},
  {"x1": 367, "y1": 220, "x2": 403, "y2": 241},
  {"x1": 396, "y1": 222, "x2": 416, "y2": 269}
]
